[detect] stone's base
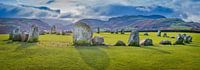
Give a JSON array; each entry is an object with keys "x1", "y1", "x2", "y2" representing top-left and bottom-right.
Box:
[
  {"x1": 128, "y1": 42, "x2": 140, "y2": 47},
  {"x1": 74, "y1": 40, "x2": 91, "y2": 46}
]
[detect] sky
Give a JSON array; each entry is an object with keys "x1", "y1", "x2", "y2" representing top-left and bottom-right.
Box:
[{"x1": 0, "y1": 0, "x2": 200, "y2": 22}]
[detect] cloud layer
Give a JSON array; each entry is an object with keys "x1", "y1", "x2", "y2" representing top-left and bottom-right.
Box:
[{"x1": 0, "y1": 0, "x2": 199, "y2": 22}]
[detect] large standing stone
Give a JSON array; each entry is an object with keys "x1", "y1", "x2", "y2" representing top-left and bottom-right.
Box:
[
  {"x1": 20, "y1": 31, "x2": 29, "y2": 42},
  {"x1": 51, "y1": 25, "x2": 56, "y2": 34},
  {"x1": 160, "y1": 40, "x2": 172, "y2": 45},
  {"x1": 114, "y1": 40, "x2": 126, "y2": 46},
  {"x1": 174, "y1": 34, "x2": 184, "y2": 45},
  {"x1": 28, "y1": 25, "x2": 39, "y2": 42},
  {"x1": 140, "y1": 38, "x2": 153, "y2": 46},
  {"x1": 92, "y1": 36, "x2": 104, "y2": 45},
  {"x1": 12, "y1": 28, "x2": 21, "y2": 41},
  {"x1": 128, "y1": 29, "x2": 140, "y2": 46},
  {"x1": 121, "y1": 29, "x2": 125, "y2": 34},
  {"x1": 157, "y1": 30, "x2": 161, "y2": 36},
  {"x1": 73, "y1": 22, "x2": 93, "y2": 46}
]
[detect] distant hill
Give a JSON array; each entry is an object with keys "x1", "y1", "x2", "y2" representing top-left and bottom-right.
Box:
[
  {"x1": 0, "y1": 18, "x2": 51, "y2": 34},
  {"x1": 77, "y1": 15, "x2": 200, "y2": 31}
]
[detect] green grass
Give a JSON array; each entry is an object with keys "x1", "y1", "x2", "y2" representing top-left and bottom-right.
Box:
[{"x1": 0, "y1": 32, "x2": 200, "y2": 70}]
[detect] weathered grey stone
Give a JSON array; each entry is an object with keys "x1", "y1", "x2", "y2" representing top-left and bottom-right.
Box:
[
  {"x1": 114, "y1": 40, "x2": 126, "y2": 46},
  {"x1": 92, "y1": 36, "x2": 104, "y2": 45},
  {"x1": 115, "y1": 29, "x2": 118, "y2": 34},
  {"x1": 51, "y1": 25, "x2": 56, "y2": 34},
  {"x1": 28, "y1": 25, "x2": 39, "y2": 42},
  {"x1": 163, "y1": 33, "x2": 168, "y2": 37},
  {"x1": 121, "y1": 29, "x2": 125, "y2": 34},
  {"x1": 97, "y1": 27, "x2": 100, "y2": 34},
  {"x1": 160, "y1": 40, "x2": 172, "y2": 45},
  {"x1": 12, "y1": 28, "x2": 21, "y2": 41},
  {"x1": 157, "y1": 30, "x2": 161, "y2": 36},
  {"x1": 184, "y1": 35, "x2": 192, "y2": 43},
  {"x1": 20, "y1": 31, "x2": 29, "y2": 42},
  {"x1": 128, "y1": 29, "x2": 140, "y2": 46},
  {"x1": 144, "y1": 32, "x2": 149, "y2": 36},
  {"x1": 73, "y1": 22, "x2": 93, "y2": 46},
  {"x1": 140, "y1": 38, "x2": 153, "y2": 46},
  {"x1": 174, "y1": 34, "x2": 184, "y2": 45}
]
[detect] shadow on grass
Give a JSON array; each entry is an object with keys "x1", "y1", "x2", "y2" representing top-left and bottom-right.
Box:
[
  {"x1": 141, "y1": 47, "x2": 171, "y2": 54},
  {"x1": 76, "y1": 46, "x2": 110, "y2": 70}
]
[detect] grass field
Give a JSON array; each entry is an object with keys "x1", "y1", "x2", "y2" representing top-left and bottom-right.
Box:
[{"x1": 0, "y1": 32, "x2": 200, "y2": 70}]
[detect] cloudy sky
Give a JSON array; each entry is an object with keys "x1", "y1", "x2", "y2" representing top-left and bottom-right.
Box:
[{"x1": 0, "y1": 0, "x2": 200, "y2": 22}]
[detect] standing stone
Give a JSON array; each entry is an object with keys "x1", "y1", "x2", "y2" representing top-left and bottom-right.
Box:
[
  {"x1": 51, "y1": 25, "x2": 56, "y2": 34},
  {"x1": 28, "y1": 25, "x2": 39, "y2": 42},
  {"x1": 157, "y1": 30, "x2": 161, "y2": 36},
  {"x1": 12, "y1": 28, "x2": 21, "y2": 41},
  {"x1": 184, "y1": 35, "x2": 192, "y2": 43},
  {"x1": 115, "y1": 29, "x2": 118, "y2": 34},
  {"x1": 92, "y1": 36, "x2": 104, "y2": 45},
  {"x1": 163, "y1": 33, "x2": 167, "y2": 37},
  {"x1": 20, "y1": 31, "x2": 29, "y2": 42},
  {"x1": 140, "y1": 38, "x2": 153, "y2": 46},
  {"x1": 97, "y1": 27, "x2": 100, "y2": 34},
  {"x1": 174, "y1": 34, "x2": 184, "y2": 44},
  {"x1": 73, "y1": 22, "x2": 93, "y2": 46},
  {"x1": 144, "y1": 32, "x2": 149, "y2": 36},
  {"x1": 128, "y1": 29, "x2": 140, "y2": 46},
  {"x1": 121, "y1": 29, "x2": 125, "y2": 34},
  {"x1": 114, "y1": 40, "x2": 126, "y2": 46}
]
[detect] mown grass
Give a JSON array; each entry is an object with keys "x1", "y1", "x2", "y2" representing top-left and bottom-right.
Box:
[{"x1": 0, "y1": 32, "x2": 200, "y2": 70}]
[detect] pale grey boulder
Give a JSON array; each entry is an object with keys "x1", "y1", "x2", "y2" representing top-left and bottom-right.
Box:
[
  {"x1": 128, "y1": 29, "x2": 140, "y2": 46},
  {"x1": 92, "y1": 36, "x2": 104, "y2": 45},
  {"x1": 140, "y1": 38, "x2": 153, "y2": 46},
  {"x1": 12, "y1": 28, "x2": 21, "y2": 41},
  {"x1": 174, "y1": 34, "x2": 184, "y2": 45},
  {"x1": 73, "y1": 22, "x2": 93, "y2": 46},
  {"x1": 157, "y1": 30, "x2": 161, "y2": 36},
  {"x1": 28, "y1": 25, "x2": 39, "y2": 42}
]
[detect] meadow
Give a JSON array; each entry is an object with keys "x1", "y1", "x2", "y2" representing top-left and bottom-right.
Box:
[{"x1": 0, "y1": 32, "x2": 200, "y2": 70}]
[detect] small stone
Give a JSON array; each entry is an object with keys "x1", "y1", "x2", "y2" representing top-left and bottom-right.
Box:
[
  {"x1": 114, "y1": 40, "x2": 126, "y2": 46},
  {"x1": 160, "y1": 40, "x2": 172, "y2": 45},
  {"x1": 140, "y1": 38, "x2": 153, "y2": 46},
  {"x1": 92, "y1": 36, "x2": 104, "y2": 45}
]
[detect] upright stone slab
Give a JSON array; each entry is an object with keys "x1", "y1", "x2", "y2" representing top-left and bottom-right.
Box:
[
  {"x1": 121, "y1": 29, "x2": 125, "y2": 34},
  {"x1": 128, "y1": 29, "x2": 140, "y2": 46},
  {"x1": 12, "y1": 28, "x2": 21, "y2": 41},
  {"x1": 157, "y1": 30, "x2": 161, "y2": 36},
  {"x1": 28, "y1": 25, "x2": 39, "y2": 42},
  {"x1": 174, "y1": 34, "x2": 184, "y2": 44},
  {"x1": 184, "y1": 35, "x2": 192, "y2": 43},
  {"x1": 97, "y1": 27, "x2": 100, "y2": 34},
  {"x1": 73, "y1": 22, "x2": 93, "y2": 46},
  {"x1": 51, "y1": 25, "x2": 56, "y2": 34}
]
